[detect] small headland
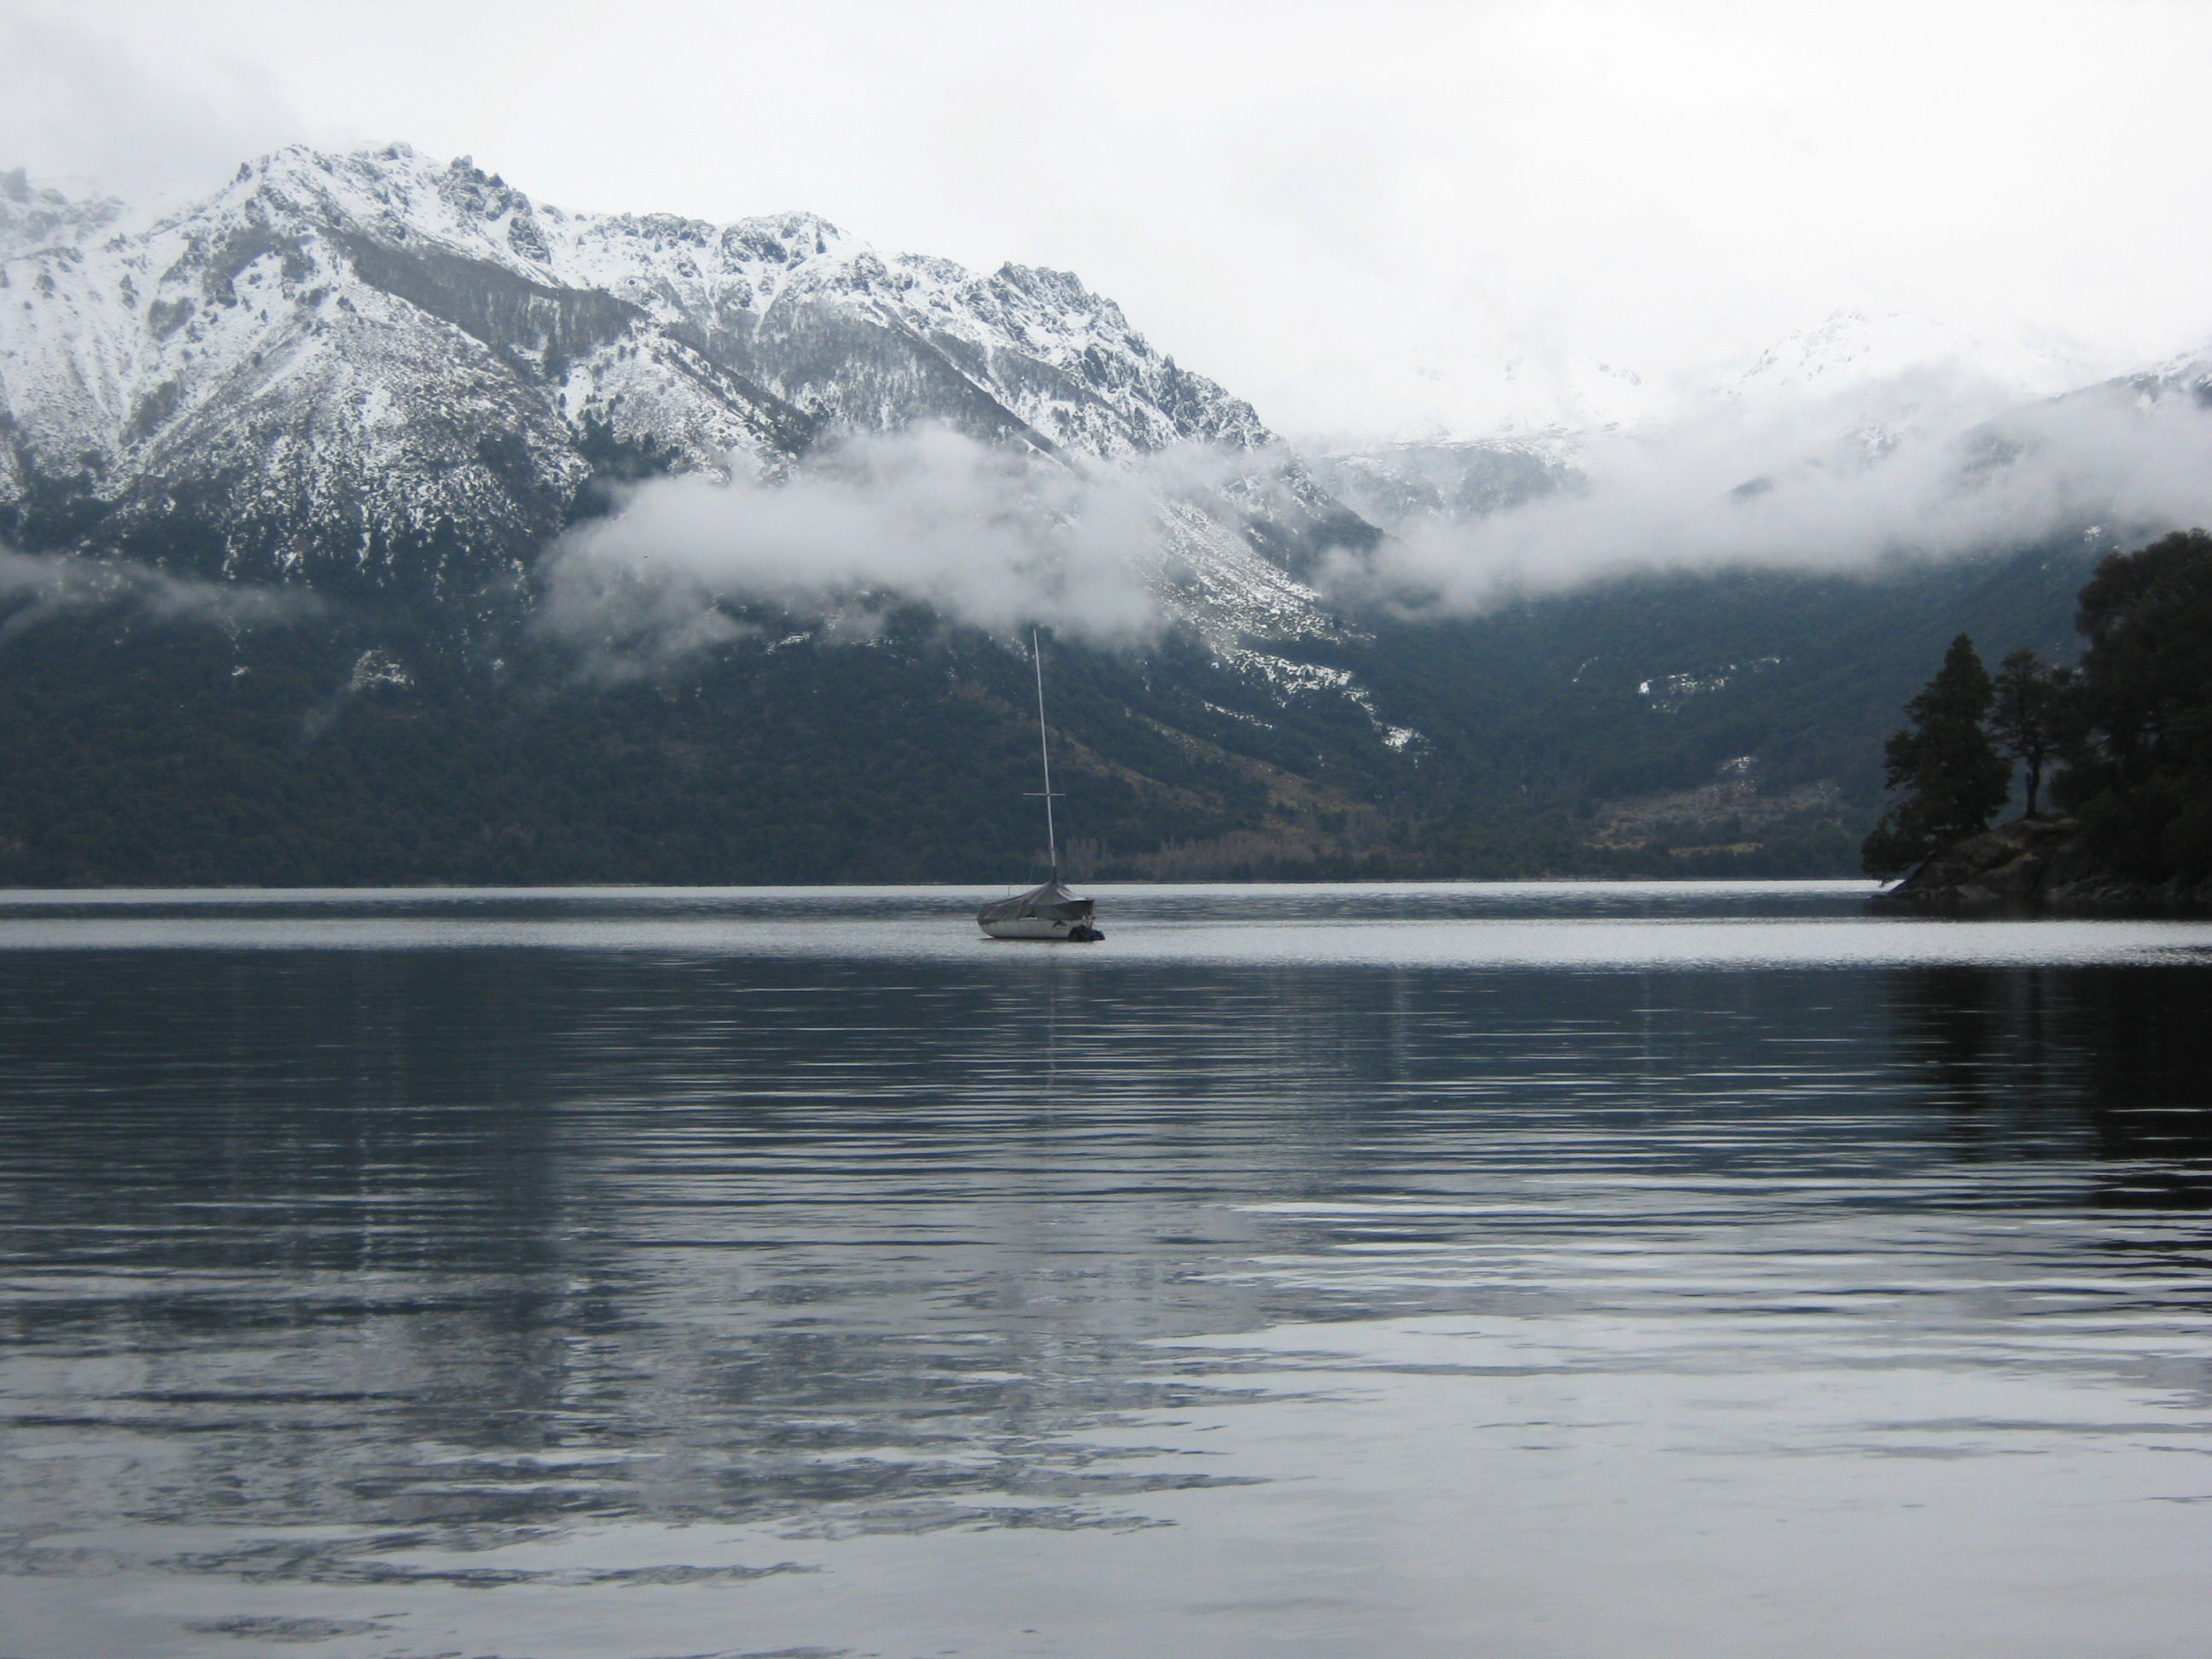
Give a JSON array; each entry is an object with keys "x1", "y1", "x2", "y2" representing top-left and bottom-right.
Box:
[{"x1": 1876, "y1": 815, "x2": 2212, "y2": 916}]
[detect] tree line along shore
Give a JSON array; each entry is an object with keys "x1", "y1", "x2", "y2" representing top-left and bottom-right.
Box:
[{"x1": 1867, "y1": 529, "x2": 2212, "y2": 911}]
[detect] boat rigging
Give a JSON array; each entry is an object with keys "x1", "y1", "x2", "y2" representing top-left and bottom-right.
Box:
[{"x1": 977, "y1": 631, "x2": 1103, "y2": 941}]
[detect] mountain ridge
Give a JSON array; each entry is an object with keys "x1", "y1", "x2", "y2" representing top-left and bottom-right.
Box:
[
  {"x1": 0, "y1": 146, "x2": 2201, "y2": 884},
  {"x1": 0, "y1": 144, "x2": 1359, "y2": 643}
]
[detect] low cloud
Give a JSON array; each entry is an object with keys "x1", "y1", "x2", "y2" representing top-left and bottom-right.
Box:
[
  {"x1": 0, "y1": 546, "x2": 321, "y2": 640},
  {"x1": 538, "y1": 425, "x2": 1226, "y2": 668},
  {"x1": 538, "y1": 376, "x2": 2212, "y2": 657},
  {"x1": 1337, "y1": 374, "x2": 2212, "y2": 611}
]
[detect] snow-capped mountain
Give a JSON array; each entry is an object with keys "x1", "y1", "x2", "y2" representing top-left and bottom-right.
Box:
[
  {"x1": 0, "y1": 168, "x2": 123, "y2": 258},
  {"x1": 0, "y1": 145, "x2": 1357, "y2": 637},
  {"x1": 1719, "y1": 308, "x2": 2121, "y2": 468},
  {"x1": 1314, "y1": 309, "x2": 2174, "y2": 541},
  {"x1": 1310, "y1": 312, "x2": 2094, "y2": 538},
  {"x1": 1306, "y1": 432, "x2": 1584, "y2": 537},
  {"x1": 2101, "y1": 339, "x2": 2212, "y2": 409},
  {"x1": 1727, "y1": 310, "x2": 2104, "y2": 408}
]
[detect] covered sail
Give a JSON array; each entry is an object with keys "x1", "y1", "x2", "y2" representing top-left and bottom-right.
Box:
[{"x1": 977, "y1": 878, "x2": 1095, "y2": 932}]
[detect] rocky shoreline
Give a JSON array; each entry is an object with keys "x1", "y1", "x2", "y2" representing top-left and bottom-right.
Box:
[{"x1": 1876, "y1": 815, "x2": 2212, "y2": 915}]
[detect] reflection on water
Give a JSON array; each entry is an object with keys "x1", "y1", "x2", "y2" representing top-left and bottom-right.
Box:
[
  {"x1": 1888, "y1": 964, "x2": 2212, "y2": 1187},
  {"x1": 2, "y1": 885, "x2": 2209, "y2": 1658}
]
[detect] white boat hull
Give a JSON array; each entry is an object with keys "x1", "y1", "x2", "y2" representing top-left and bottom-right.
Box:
[
  {"x1": 977, "y1": 877, "x2": 1102, "y2": 940},
  {"x1": 981, "y1": 915, "x2": 1096, "y2": 940}
]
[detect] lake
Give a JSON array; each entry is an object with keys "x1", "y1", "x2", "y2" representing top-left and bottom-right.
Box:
[{"x1": 3, "y1": 882, "x2": 2211, "y2": 1658}]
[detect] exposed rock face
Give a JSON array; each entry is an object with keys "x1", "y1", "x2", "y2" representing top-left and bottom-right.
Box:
[
  {"x1": 1307, "y1": 435, "x2": 1582, "y2": 534},
  {"x1": 0, "y1": 167, "x2": 124, "y2": 257},
  {"x1": 1879, "y1": 815, "x2": 2212, "y2": 913},
  {"x1": 0, "y1": 145, "x2": 1363, "y2": 637}
]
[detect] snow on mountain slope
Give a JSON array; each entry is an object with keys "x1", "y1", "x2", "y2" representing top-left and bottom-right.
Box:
[
  {"x1": 0, "y1": 145, "x2": 1351, "y2": 637},
  {"x1": 0, "y1": 168, "x2": 123, "y2": 259},
  {"x1": 1721, "y1": 308, "x2": 2121, "y2": 469},
  {"x1": 1729, "y1": 310, "x2": 2101, "y2": 406},
  {"x1": 1318, "y1": 310, "x2": 2146, "y2": 543},
  {"x1": 1312, "y1": 313, "x2": 2089, "y2": 539},
  {"x1": 1307, "y1": 432, "x2": 1585, "y2": 536},
  {"x1": 2103, "y1": 339, "x2": 2212, "y2": 409}
]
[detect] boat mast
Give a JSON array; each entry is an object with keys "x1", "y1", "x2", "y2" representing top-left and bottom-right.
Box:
[{"x1": 1029, "y1": 628, "x2": 1060, "y2": 877}]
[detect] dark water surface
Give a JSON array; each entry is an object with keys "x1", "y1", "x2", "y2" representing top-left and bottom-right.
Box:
[{"x1": 3, "y1": 882, "x2": 2211, "y2": 1658}]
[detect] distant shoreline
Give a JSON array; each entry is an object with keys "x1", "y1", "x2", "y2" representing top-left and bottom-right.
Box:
[{"x1": 0, "y1": 875, "x2": 1882, "y2": 897}]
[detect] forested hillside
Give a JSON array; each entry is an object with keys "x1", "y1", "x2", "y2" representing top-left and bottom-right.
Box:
[
  {"x1": 0, "y1": 541, "x2": 2097, "y2": 885},
  {"x1": 0, "y1": 145, "x2": 2159, "y2": 885}
]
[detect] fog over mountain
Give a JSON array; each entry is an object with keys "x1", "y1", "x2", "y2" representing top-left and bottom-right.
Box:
[
  {"x1": 9, "y1": 143, "x2": 2212, "y2": 649},
  {"x1": 0, "y1": 145, "x2": 1365, "y2": 663},
  {"x1": 1316, "y1": 309, "x2": 2212, "y2": 610},
  {"x1": 2, "y1": 114, "x2": 2209, "y2": 883}
]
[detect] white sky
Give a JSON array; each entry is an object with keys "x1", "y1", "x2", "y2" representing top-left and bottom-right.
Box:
[{"x1": 4, "y1": 0, "x2": 2210, "y2": 440}]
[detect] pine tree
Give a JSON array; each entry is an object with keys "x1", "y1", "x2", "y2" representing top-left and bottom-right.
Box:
[
  {"x1": 1861, "y1": 634, "x2": 2012, "y2": 876},
  {"x1": 1988, "y1": 646, "x2": 2069, "y2": 818},
  {"x1": 2056, "y1": 527, "x2": 2212, "y2": 882}
]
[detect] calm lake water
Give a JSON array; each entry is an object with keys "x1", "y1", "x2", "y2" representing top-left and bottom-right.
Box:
[{"x1": 3, "y1": 882, "x2": 2211, "y2": 1659}]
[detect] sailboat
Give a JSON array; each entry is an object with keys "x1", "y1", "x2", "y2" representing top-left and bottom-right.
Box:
[{"x1": 978, "y1": 632, "x2": 1103, "y2": 941}]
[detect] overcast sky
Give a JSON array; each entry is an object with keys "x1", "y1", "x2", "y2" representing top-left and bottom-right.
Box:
[{"x1": 4, "y1": 0, "x2": 2209, "y2": 440}]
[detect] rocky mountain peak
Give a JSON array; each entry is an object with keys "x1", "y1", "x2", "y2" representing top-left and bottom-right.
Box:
[
  {"x1": 0, "y1": 167, "x2": 124, "y2": 258},
  {"x1": 0, "y1": 144, "x2": 1354, "y2": 643}
]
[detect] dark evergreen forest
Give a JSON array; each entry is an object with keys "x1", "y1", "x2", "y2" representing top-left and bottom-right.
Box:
[
  {"x1": 0, "y1": 536, "x2": 2102, "y2": 886},
  {"x1": 1858, "y1": 530, "x2": 2212, "y2": 899}
]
